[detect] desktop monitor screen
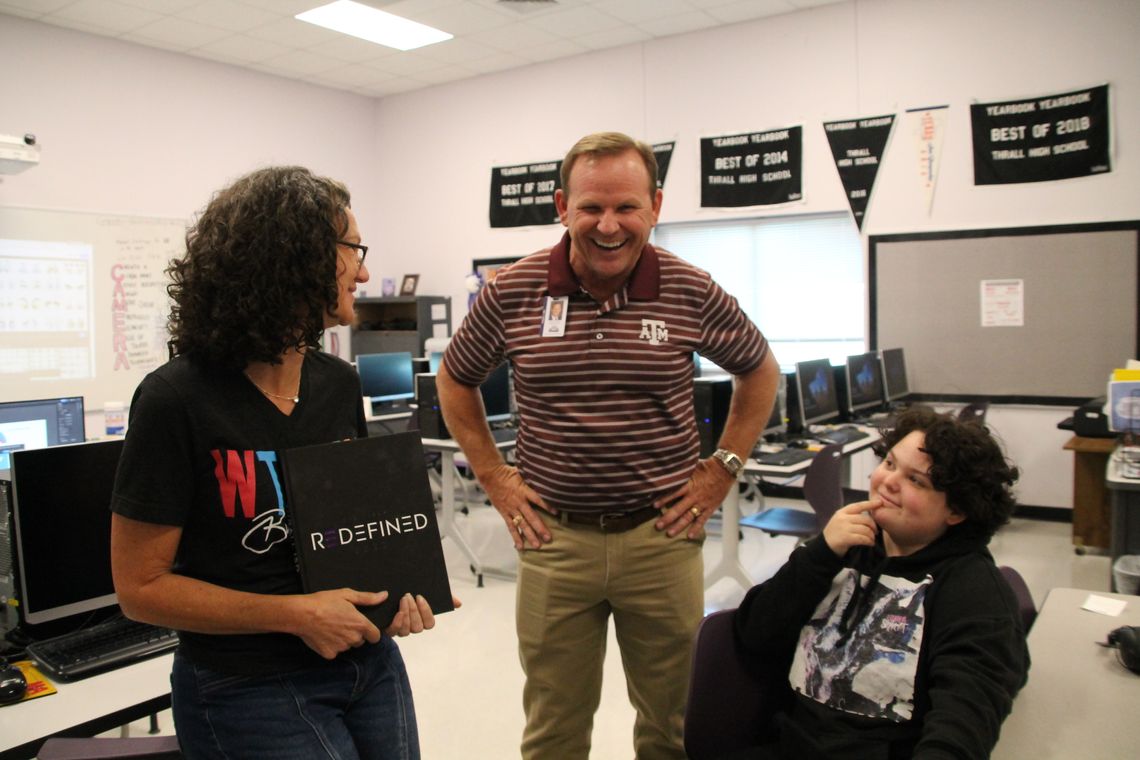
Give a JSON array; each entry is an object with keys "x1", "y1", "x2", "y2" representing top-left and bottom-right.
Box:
[
  {"x1": 481, "y1": 362, "x2": 512, "y2": 422},
  {"x1": 845, "y1": 352, "x2": 886, "y2": 414},
  {"x1": 0, "y1": 396, "x2": 86, "y2": 476},
  {"x1": 428, "y1": 352, "x2": 444, "y2": 374},
  {"x1": 764, "y1": 374, "x2": 788, "y2": 435},
  {"x1": 8, "y1": 439, "x2": 123, "y2": 627},
  {"x1": 881, "y1": 348, "x2": 909, "y2": 401},
  {"x1": 795, "y1": 358, "x2": 840, "y2": 428},
  {"x1": 357, "y1": 352, "x2": 415, "y2": 403}
]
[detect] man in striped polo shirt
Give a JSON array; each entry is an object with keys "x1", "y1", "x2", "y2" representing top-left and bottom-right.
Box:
[{"x1": 439, "y1": 132, "x2": 780, "y2": 759}]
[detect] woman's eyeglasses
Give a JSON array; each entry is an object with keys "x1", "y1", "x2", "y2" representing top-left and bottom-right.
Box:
[{"x1": 338, "y1": 240, "x2": 368, "y2": 269}]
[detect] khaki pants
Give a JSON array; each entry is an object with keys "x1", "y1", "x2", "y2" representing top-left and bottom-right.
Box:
[{"x1": 516, "y1": 511, "x2": 705, "y2": 760}]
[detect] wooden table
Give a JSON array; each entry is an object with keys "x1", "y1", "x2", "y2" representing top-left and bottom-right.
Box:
[{"x1": 1063, "y1": 435, "x2": 1116, "y2": 552}]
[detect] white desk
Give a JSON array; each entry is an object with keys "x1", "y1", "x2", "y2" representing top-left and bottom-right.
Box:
[
  {"x1": 420, "y1": 437, "x2": 517, "y2": 587},
  {"x1": 991, "y1": 588, "x2": 1140, "y2": 759},
  {"x1": 704, "y1": 428, "x2": 880, "y2": 591},
  {"x1": 0, "y1": 653, "x2": 173, "y2": 760}
]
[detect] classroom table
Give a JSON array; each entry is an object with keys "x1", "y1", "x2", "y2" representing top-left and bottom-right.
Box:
[
  {"x1": 420, "y1": 436, "x2": 517, "y2": 588},
  {"x1": 0, "y1": 653, "x2": 174, "y2": 760},
  {"x1": 991, "y1": 588, "x2": 1140, "y2": 759},
  {"x1": 703, "y1": 427, "x2": 880, "y2": 590}
]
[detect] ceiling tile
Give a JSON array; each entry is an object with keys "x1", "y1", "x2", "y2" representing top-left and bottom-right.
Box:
[
  {"x1": 410, "y1": 36, "x2": 500, "y2": 65},
  {"x1": 128, "y1": 15, "x2": 235, "y2": 48},
  {"x1": 463, "y1": 50, "x2": 531, "y2": 74},
  {"x1": 46, "y1": 0, "x2": 166, "y2": 35},
  {"x1": 597, "y1": 0, "x2": 702, "y2": 25},
  {"x1": 0, "y1": 0, "x2": 74, "y2": 15},
  {"x1": 409, "y1": 1, "x2": 512, "y2": 36},
  {"x1": 523, "y1": 4, "x2": 624, "y2": 38},
  {"x1": 706, "y1": 0, "x2": 797, "y2": 24},
  {"x1": 245, "y1": 15, "x2": 342, "y2": 47},
  {"x1": 572, "y1": 24, "x2": 650, "y2": 51},
  {"x1": 307, "y1": 34, "x2": 400, "y2": 63},
  {"x1": 115, "y1": 0, "x2": 200, "y2": 13},
  {"x1": 195, "y1": 32, "x2": 290, "y2": 62},
  {"x1": 175, "y1": 0, "x2": 281, "y2": 32},
  {"x1": 637, "y1": 10, "x2": 720, "y2": 37},
  {"x1": 407, "y1": 63, "x2": 475, "y2": 85},
  {"x1": 513, "y1": 36, "x2": 588, "y2": 62},
  {"x1": 467, "y1": 21, "x2": 562, "y2": 53}
]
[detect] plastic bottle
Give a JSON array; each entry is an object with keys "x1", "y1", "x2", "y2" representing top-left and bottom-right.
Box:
[{"x1": 104, "y1": 401, "x2": 126, "y2": 436}]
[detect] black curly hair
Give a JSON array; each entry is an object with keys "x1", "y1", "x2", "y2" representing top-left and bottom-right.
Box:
[
  {"x1": 167, "y1": 166, "x2": 351, "y2": 370},
  {"x1": 873, "y1": 407, "x2": 1019, "y2": 539}
]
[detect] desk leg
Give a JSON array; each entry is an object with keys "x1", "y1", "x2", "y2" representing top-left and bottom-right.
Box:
[
  {"x1": 436, "y1": 450, "x2": 517, "y2": 587},
  {"x1": 703, "y1": 481, "x2": 754, "y2": 590},
  {"x1": 438, "y1": 450, "x2": 484, "y2": 586}
]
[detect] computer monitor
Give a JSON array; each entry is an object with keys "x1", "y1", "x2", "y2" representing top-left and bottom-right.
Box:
[
  {"x1": 763, "y1": 374, "x2": 788, "y2": 436},
  {"x1": 795, "y1": 358, "x2": 841, "y2": 428},
  {"x1": 0, "y1": 396, "x2": 86, "y2": 477},
  {"x1": 845, "y1": 351, "x2": 886, "y2": 415},
  {"x1": 881, "y1": 347, "x2": 910, "y2": 402},
  {"x1": 428, "y1": 351, "x2": 444, "y2": 374},
  {"x1": 7, "y1": 439, "x2": 123, "y2": 627},
  {"x1": 357, "y1": 352, "x2": 415, "y2": 404},
  {"x1": 481, "y1": 362, "x2": 512, "y2": 423}
]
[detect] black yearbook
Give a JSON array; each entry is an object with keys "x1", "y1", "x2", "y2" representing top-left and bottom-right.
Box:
[{"x1": 281, "y1": 432, "x2": 453, "y2": 629}]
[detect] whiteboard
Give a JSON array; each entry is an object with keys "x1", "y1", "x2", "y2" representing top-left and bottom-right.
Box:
[
  {"x1": 870, "y1": 222, "x2": 1139, "y2": 402},
  {"x1": 0, "y1": 206, "x2": 186, "y2": 409}
]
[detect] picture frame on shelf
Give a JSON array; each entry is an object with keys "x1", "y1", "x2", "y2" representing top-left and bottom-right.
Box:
[
  {"x1": 382, "y1": 277, "x2": 396, "y2": 296},
  {"x1": 400, "y1": 274, "x2": 420, "y2": 296}
]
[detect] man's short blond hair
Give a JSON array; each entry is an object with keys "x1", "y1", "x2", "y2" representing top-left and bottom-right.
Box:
[{"x1": 560, "y1": 132, "x2": 658, "y2": 198}]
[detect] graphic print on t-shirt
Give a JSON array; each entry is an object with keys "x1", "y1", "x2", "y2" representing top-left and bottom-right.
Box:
[
  {"x1": 789, "y1": 569, "x2": 932, "y2": 722},
  {"x1": 211, "y1": 448, "x2": 290, "y2": 555}
]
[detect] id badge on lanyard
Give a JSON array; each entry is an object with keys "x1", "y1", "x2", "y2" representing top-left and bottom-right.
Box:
[{"x1": 542, "y1": 296, "x2": 569, "y2": 337}]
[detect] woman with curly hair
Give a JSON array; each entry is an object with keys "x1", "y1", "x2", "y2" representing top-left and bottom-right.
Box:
[
  {"x1": 728, "y1": 407, "x2": 1029, "y2": 759},
  {"x1": 109, "y1": 166, "x2": 445, "y2": 760}
]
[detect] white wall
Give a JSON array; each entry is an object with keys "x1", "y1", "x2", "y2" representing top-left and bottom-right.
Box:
[{"x1": 3, "y1": 0, "x2": 1139, "y2": 509}]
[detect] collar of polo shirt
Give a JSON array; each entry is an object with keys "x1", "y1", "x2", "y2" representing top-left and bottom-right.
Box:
[{"x1": 546, "y1": 231, "x2": 660, "y2": 301}]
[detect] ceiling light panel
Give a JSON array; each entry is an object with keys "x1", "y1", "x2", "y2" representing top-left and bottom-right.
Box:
[{"x1": 296, "y1": 0, "x2": 453, "y2": 51}]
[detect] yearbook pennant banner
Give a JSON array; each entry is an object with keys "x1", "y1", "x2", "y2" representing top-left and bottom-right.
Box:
[
  {"x1": 970, "y1": 84, "x2": 1110, "y2": 185},
  {"x1": 489, "y1": 160, "x2": 562, "y2": 228},
  {"x1": 822, "y1": 114, "x2": 895, "y2": 229},
  {"x1": 652, "y1": 141, "x2": 675, "y2": 189},
  {"x1": 700, "y1": 127, "x2": 803, "y2": 207},
  {"x1": 907, "y1": 105, "x2": 949, "y2": 215}
]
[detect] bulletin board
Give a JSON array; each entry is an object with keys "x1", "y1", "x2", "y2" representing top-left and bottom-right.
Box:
[
  {"x1": 0, "y1": 206, "x2": 187, "y2": 409},
  {"x1": 869, "y1": 221, "x2": 1139, "y2": 404}
]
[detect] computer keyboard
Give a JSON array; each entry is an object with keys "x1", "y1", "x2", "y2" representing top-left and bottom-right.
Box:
[
  {"x1": 813, "y1": 426, "x2": 870, "y2": 446},
  {"x1": 752, "y1": 447, "x2": 815, "y2": 467},
  {"x1": 27, "y1": 615, "x2": 178, "y2": 681}
]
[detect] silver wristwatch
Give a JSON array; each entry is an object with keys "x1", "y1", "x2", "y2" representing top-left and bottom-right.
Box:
[{"x1": 711, "y1": 448, "x2": 744, "y2": 477}]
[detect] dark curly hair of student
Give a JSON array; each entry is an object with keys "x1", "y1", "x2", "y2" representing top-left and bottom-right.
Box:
[
  {"x1": 873, "y1": 406, "x2": 1019, "y2": 539},
  {"x1": 166, "y1": 166, "x2": 350, "y2": 370}
]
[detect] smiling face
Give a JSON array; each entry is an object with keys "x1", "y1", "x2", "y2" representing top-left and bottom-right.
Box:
[
  {"x1": 870, "y1": 430, "x2": 965, "y2": 556},
  {"x1": 554, "y1": 148, "x2": 662, "y2": 300},
  {"x1": 327, "y1": 207, "x2": 369, "y2": 328}
]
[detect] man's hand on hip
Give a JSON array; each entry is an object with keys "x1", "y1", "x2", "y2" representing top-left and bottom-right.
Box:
[
  {"x1": 481, "y1": 463, "x2": 554, "y2": 550},
  {"x1": 653, "y1": 458, "x2": 736, "y2": 539}
]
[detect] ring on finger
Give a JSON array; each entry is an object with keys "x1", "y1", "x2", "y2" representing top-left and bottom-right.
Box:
[
  {"x1": 512, "y1": 514, "x2": 523, "y2": 526},
  {"x1": 689, "y1": 506, "x2": 701, "y2": 519}
]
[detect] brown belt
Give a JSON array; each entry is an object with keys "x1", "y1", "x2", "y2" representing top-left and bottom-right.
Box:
[{"x1": 557, "y1": 506, "x2": 660, "y2": 533}]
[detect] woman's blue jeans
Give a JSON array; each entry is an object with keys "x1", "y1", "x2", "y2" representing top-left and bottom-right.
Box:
[{"x1": 171, "y1": 637, "x2": 419, "y2": 760}]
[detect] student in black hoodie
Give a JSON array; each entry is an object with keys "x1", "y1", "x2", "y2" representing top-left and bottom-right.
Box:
[{"x1": 730, "y1": 407, "x2": 1029, "y2": 760}]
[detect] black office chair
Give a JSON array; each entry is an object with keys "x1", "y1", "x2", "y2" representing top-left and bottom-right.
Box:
[
  {"x1": 740, "y1": 443, "x2": 845, "y2": 541},
  {"x1": 998, "y1": 565, "x2": 1038, "y2": 632},
  {"x1": 958, "y1": 401, "x2": 990, "y2": 425},
  {"x1": 683, "y1": 609, "x2": 777, "y2": 759},
  {"x1": 36, "y1": 736, "x2": 181, "y2": 759}
]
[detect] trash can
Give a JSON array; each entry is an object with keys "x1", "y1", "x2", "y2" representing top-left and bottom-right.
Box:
[{"x1": 1113, "y1": 555, "x2": 1140, "y2": 595}]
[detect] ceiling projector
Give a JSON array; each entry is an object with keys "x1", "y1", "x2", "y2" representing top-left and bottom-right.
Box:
[{"x1": 0, "y1": 133, "x2": 40, "y2": 174}]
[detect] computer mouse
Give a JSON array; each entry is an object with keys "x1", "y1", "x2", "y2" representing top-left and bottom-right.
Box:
[
  {"x1": 0, "y1": 660, "x2": 27, "y2": 705},
  {"x1": 1108, "y1": 625, "x2": 1140, "y2": 674}
]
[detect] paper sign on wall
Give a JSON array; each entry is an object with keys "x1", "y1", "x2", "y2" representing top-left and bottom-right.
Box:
[{"x1": 981, "y1": 279, "x2": 1024, "y2": 327}]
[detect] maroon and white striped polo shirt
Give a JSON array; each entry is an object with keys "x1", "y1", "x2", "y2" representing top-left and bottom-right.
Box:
[{"x1": 444, "y1": 232, "x2": 767, "y2": 513}]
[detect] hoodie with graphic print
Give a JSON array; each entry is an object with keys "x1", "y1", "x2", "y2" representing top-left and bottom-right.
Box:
[{"x1": 732, "y1": 527, "x2": 1029, "y2": 760}]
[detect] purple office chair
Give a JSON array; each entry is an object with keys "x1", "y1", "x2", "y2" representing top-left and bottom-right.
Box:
[
  {"x1": 683, "y1": 608, "x2": 777, "y2": 759},
  {"x1": 998, "y1": 565, "x2": 1038, "y2": 632},
  {"x1": 739, "y1": 443, "x2": 845, "y2": 542}
]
